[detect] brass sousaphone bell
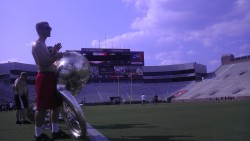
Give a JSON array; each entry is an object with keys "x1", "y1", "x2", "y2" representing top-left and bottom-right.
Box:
[
  {"x1": 55, "y1": 51, "x2": 90, "y2": 138},
  {"x1": 26, "y1": 51, "x2": 90, "y2": 138}
]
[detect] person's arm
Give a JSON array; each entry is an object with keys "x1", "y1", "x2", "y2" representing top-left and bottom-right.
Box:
[
  {"x1": 24, "y1": 82, "x2": 29, "y2": 97},
  {"x1": 13, "y1": 79, "x2": 19, "y2": 94},
  {"x1": 25, "y1": 88, "x2": 29, "y2": 102},
  {"x1": 12, "y1": 84, "x2": 16, "y2": 94},
  {"x1": 51, "y1": 43, "x2": 62, "y2": 57}
]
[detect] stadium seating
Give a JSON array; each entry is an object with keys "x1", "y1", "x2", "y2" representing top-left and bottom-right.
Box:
[
  {"x1": 76, "y1": 81, "x2": 191, "y2": 103},
  {"x1": 0, "y1": 82, "x2": 13, "y2": 103},
  {"x1": 1, "y1": 61, "x2": 250, "y2": 104},
  {"x1": 174, "y1": 61, "x2": 250, "y2": 101}
]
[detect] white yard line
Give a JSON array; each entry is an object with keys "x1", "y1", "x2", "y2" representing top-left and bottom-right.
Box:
[{"x1": 87, "y1": 123, "x2": 109, "y2": 141}]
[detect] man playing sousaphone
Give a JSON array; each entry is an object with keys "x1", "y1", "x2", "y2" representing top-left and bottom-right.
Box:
[{"x1": 32, "y1": 21, "x2": 70, "y2": 141}]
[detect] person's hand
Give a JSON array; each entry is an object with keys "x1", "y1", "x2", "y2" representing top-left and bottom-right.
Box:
[
  {"x1": 56, "y1": 52, "x2": 63, "y2": 60},
  {"x1": 54, "y1": 43, "x2": 62, "y2": 52}
]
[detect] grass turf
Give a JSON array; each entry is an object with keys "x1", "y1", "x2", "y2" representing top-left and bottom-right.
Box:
[
  {"x1": 85, "y1": 101, "x2": 250, "y2": 141},
  {"x1": 0, "y1": 100, "x2": 250, "y2": 141},
  {"x1": 0, "y1": 111, "x2": 90, "y2": 141}
]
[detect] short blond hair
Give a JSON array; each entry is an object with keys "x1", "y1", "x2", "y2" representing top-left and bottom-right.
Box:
[
  {"x1": 20, "y1": 72, "x2": 27, "y2": 77},
  {"x1": 35, "y1": 21, "x2": 49, "y2": 34}
]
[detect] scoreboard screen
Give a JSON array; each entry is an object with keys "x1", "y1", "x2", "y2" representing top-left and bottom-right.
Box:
[
  {"x1": 80, "y1": 48, "x2": 144, "y2": 66},
  {"x1": 99, "y1": 66, "x2": 114, "y2": 75},
  {"x1": 84, "y1": 52, "x2": 131, "y2": 65},
  {"x1": 130, "y1": 51, "x2": 144, "y2": 65},
  {"x1": 81, "y1": 48, "x2": 131, "y2": 65}
]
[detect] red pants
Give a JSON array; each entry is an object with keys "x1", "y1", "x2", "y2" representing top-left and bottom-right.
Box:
[{"x1": 35, "y1": 72, "x2": 62, "y2": 111}]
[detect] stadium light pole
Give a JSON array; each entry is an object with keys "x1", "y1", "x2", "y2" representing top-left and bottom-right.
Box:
[
  {"x1": 118, "y1": 76, "x2": 120, "y2": 97},
  {"x1": 130, "y1": 73, "x2": 133, "y2": 104}
]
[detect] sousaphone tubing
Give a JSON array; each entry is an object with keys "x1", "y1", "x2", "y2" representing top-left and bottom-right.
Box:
[{"x1": 27, "y1": 51, "x2": 90, "y2": 138}]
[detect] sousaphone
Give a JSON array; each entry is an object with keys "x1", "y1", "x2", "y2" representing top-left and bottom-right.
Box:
[
  {"x1": 55, "y1": 51, "x2": 90, "y2": 138},
  {"x1": 26, "y1": 51, "x2": 90, "y2": 138}
]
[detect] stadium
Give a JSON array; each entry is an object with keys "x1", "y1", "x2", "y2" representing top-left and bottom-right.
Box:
[
  {"x1": 1, "y1": 48, "x2": 250, "y2": 104},
  {"x1": 0, "y1": 48, "x2": 250, "y2": 141}
]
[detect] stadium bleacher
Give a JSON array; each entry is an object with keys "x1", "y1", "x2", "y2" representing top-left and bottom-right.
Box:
[
  {"x1": 1, "y1": 54, "x2": 250, "y2": 105},
  {"x1": 76, "y1": 81, "x2": 191, "y2": 104},
  {"x1": 174, "y1": 61, "x2": 250, "y2": 102},
  {"x1": 0, "y1": 82, "x2": 13, "y2": 103}
]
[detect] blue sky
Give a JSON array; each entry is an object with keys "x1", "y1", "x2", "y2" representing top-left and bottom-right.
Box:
[{"x1": 0, "y1": 0, "x2": 250, "y2": 72}]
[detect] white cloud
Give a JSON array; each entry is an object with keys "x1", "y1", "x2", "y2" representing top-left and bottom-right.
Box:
[
  {"x1": 155, "y1": 50, "x2": 185, "y2": 65},
  {"x1": 25, "y1": 41, "x2": 35, "y2": 47},
  {"x1": 160, "y1": 59, "x2": 185, "y2": 65},
  {"x1": 240, "y1": 43, "x2": 250, "y2": 50},
  {"x1": 123, "y1": 0, "x2": 150, "y2": 11},
  {"x1": 130, "y1": 2, "x2": 191, "y2": 31},
  {"x1": 186, "y1": 50, "x2": 196, "y2": 55},
  {"x1": 213, "y1": 47, "x2": 220, "y2": 53},
  {"x1": 155, "y1": 51, "x2": 182, "y2": 60},
  {"x1": 237, "y1": 53, "x2": 250, "y2": 57},
  {"x1": 94, "y1": 0, "x2": 250, "y2": 49},
  {"x1": 91, "y1": 31, "x2": 147, "y2": 48},
  {"x1": 0, "y1": 58, "x2": 21, "y2": 63},
  {"x1": 91, "y1": 0, "x2": 250, "y2": 72},
  {"x1": 182, "y1": 2, "x2": 250, "y2": 47},
  {"x1": 236, "y1": 0, "x2": 250, "y2": 13},
  {"x1": 209, "y1": 60, "x2": 220, "y2": 65}
]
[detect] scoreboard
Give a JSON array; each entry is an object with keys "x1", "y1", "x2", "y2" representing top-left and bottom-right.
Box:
[
  {"x1": 84, "y1": 52, "x2": 131, "y2": 65},
  {"x1": 78, "y1": 48, "x2": 144, "y2": 80},
  {"x1": 130, "y1": 51, "x2": 144, "y2": 65},
  {"x1": 81, "y1": 48, "x2": 144, "y2": 66}
]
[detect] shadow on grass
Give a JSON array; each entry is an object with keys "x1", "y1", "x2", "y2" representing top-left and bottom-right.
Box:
[
  {"x1": 109, "y1": 135, "x2": 194, "y2": 141},
  {"x1": 93, "y1": 123, "x2": 158, "y2": 129}
]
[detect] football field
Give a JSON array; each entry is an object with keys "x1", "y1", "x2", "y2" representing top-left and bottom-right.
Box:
[{"x1": 0, "y1": 100, "x2": 250, "y2": 141}]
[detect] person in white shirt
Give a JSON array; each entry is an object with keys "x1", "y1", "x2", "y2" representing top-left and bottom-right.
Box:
[
  {"x1": 141, "y1": 94, "x2": 146, "y2": 106},
  {"x1": 9, "y1": 101, "x2": 14, "y2": 111}
]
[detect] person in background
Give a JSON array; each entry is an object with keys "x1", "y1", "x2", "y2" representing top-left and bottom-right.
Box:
[
  {"x1": 13, "y1": 72, "x2": 30, "y2": 124},
  {"x1": 154, "y1": 94, "x2": 159, "y2": 105},
  {"x1": 9, "y1": 101, "x2": 14, "y2": 111},
  {"x1": 141, "y1": 94, "x2": 146, "y2": 106}
]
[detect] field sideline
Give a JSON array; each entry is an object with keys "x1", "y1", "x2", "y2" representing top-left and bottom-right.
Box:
[{"x1": 0, "y1": 100, "x2": 250, "y2": 141}]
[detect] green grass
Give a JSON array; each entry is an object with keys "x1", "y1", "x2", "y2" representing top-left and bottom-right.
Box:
[
  {"x1": 85, "y1": 101, "x2": 250, "y2": 141},
  {"x1": 1, "y1": 101, "x2": 250, "y2": 141},
  {"x1": 0, "y1": 111, "x2": 90, "y2": 141}
]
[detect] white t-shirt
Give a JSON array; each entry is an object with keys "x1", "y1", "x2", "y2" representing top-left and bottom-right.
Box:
[
  {"x1": 141, "y1": 94, "x2": 145, "y2": 100},
  {"x1": 9, "y1": 102, "x2": 14, "y2": 108}
]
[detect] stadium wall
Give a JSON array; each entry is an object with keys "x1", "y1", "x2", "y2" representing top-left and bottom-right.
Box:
[
  {"x1": 0, "y1": 62, "x2": 37, "y2": 84},
  {"x1": 221, "y1": 54, "x2": 250, "y2": 65},
  {"x1": 142, "y1": 63, "x2": 207, "y2": 83}
]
